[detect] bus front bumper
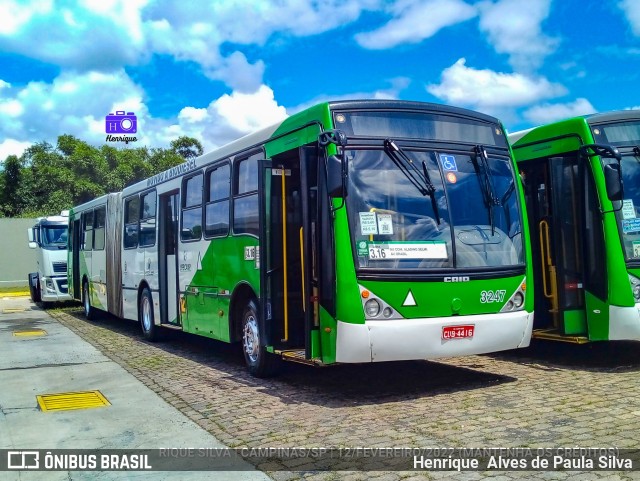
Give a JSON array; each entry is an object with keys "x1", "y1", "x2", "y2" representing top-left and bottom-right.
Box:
[{"x1": 335, "y1": 311, "x2": 534, "y2": 363}]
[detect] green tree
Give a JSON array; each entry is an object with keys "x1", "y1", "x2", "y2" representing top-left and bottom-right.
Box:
[{"x1": 170, "y1": 136, "x2": 203, "y2": 160}]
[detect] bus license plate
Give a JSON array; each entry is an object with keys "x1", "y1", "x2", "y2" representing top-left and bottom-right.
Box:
[{"x1": 442, "y1": 325, "x2": 474, "y2": 340}]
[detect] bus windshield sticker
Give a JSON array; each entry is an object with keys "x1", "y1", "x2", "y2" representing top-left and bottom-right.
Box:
[
  {"x1": 359, "y1": 212, "x2": 378, "y2": 235},
  {"x1": 622, "y1": 199, "x2": 636, "y2": 219},
  {"x1": 357, "y1": 240, "x2": 369, "y2": 256},
  {"x1": 367, "y1": 241, "x2": 447, "y2": 260},
  {"x1": 377, "y1": 214, "x2": 394, "y2": 235},
  {"x1": 633, "y1": 242, "x2": 640, "y2": 258},
  {"x1": 439, "y1": 154, "x2": 458, "y2": 171},
  {"x1": 622, "y1": 218, "x2": 640, "y2": 233}
]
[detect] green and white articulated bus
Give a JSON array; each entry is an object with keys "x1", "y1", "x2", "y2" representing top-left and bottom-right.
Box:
[
  {"x1": 509, "y1": 110, "x2": 640, "y2": 343},
  {"x1": 69, "y1": 100, "x2": 533, "y2": 376}
]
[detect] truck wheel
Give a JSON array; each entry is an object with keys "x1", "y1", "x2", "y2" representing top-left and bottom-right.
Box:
[
  {"x1": 139, "y1": 287, "x2": 162, "y2": 341},
  {"x1": 241, "y1": 299, "x2": 280, "y2": 377},
  {"x1": 82, "y1": 280, "x2": 97, "y2": 320},
  {"x1": 28, "y1": 274, "x2": 41, "y2": 303}
]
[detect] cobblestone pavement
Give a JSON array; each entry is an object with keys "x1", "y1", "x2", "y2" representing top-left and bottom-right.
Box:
[{"x1": 47, "y1": 306, "x2": 640, "y2": 481}]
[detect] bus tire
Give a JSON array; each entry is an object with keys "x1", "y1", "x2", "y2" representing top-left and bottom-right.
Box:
[
  {"x1": 82, "y1": 280, "x2": 97, "y2": 320},
  {"x1": 139, "y1": 287, "x2": 162, "y2": 342},
  {"x1": 241, "y1": 300, "x2": 280, "y2": 378}
]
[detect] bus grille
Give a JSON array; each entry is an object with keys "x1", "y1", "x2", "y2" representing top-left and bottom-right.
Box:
[{"x1": 52, "y1": 261, "x2": 67, "y2": 274}]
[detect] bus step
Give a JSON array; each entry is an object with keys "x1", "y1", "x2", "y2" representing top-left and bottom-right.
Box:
[
  {"x1": 276, "y1": 349, "x2": 325, "y2": 366},
  {"x1": 161, "y1": 323, "x2": 183, "y2": 331},
  {"x1": 532, "y1": 329, "x2": 589, "y2": 344}
]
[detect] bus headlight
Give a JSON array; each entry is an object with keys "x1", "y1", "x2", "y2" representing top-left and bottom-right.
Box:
[
  {"x1": 358, "y1": 285, "x2": 404, "y2": 320},
  {"x1": 364, "y1": 299, "x2": 381, "y2": 317},
  {"x1": 628, "y1": 274, "x2": 640, "y2": 302},
  {"x1": 500, "y1": 279, "x2": 526, "y2": 312},
  {"x1": 513, "y1": 291, "x2": 524, "y2": 309}
]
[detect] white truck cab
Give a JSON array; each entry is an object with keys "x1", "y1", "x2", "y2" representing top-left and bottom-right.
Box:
[{"x1": 27, "y1": 211, "x2": 72, "y2": 304}]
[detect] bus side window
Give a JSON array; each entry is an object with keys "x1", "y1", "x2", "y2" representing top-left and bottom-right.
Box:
[
  {"x1": 139, "y1": 190, "x2": 157, "y2": 247},
  {"x1": 82, "y1": 210, "x2": 94, "y2": 251},
  {"x1": 93, "y1": 206, "x2": 106, "y2": 250},
  {"x1": 181, "y1": 172, "x2": 203, "y2": 241},
  {"x1": 205, "y1": 163, "x2": 230, "y2": 238},
  {"x1": 233, "y1": 153, "x2": 260, "y2": 236},
  {"x1": 124, "y1": 196, "x2": 140, "y2": 249}
]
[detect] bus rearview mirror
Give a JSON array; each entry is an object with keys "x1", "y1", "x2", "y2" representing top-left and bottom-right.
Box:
[
  {"x1": 327, "y1": 154, "x2": 346, "y2": 198},
  {"x1": 604, "y1": 163, "x2": 623, "y2": 202}
]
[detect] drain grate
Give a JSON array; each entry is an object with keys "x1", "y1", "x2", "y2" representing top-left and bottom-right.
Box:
[
  {"x1": 37, "y1": 391, "x2": 111, "y2": 412},
  {"x1": 13, "y1": 329, "x2": 47, "y2": 337}
]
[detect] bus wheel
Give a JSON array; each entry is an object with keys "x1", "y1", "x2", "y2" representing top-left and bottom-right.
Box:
[
  {"x1": 139, "y1": 287, "x2": 162, "y2": 342},
  {"x1": 82, "y1": 280, "x2": 96, "y2": 320},
  {"x1": 241, "y1": 300, "x2": 279, "y2": 377}
]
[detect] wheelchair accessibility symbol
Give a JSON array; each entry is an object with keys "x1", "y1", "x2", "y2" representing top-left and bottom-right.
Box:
[{"x1": 439, "y1": 154, "x2": 458, "y2": 172}]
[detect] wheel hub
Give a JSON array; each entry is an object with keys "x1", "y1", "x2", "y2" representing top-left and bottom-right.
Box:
[{"x1": 243, "y1": 315, "x2": 259, "y2": 363}]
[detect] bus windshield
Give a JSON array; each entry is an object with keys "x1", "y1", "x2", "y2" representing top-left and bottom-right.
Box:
[
  {"x1": 41, "y1": 225, "x2": 68, "y2": 248},
  {"x1": 591, "y1": 120, "x2": 640, "y2": 147},
  {"x1": 616, "y1": 151, "x2": 640, "y2": 263},
  {"x1": 346, "y1": 146, "x2": 524, "y2": 271}
]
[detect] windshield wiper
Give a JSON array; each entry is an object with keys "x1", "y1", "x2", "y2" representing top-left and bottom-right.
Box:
[
  {"x1": 472, "y1": 145, "x2": 499, "y2": 235},
  {"x1": 383, "y1": 139, "x2": 441, "y2": 224}
]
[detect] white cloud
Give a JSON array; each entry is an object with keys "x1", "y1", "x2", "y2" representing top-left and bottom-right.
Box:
[
  {"x1": 477, "y1": 0, "x2": 558, "y2": 71},
  {"x1": 523, "y1": 98, "x2": 597, "y2": 125},
  {"x1": 0, "y1": 1, "x2": 380, "y2": 92},
  {"x1": 355, "y1": 0, "x2": 476, "y2": 49},
  {"x1": 206, "y1": 51, "x2": 265, "y2": 93},
  {"x1": 0, "y1": 71, "x2": 145, "y2": 142},
  {"x1": 427, "y1": 58, "x2": 566, "y2": 111},
  {"x1": 619, "y1": 0, "x2": 640, "y2": 36},
  {"x1": 0, "y1": 0, "x2": 53, "y2": 35},
  {"x1": 0, "y1": 139, "x2": 32, "y2": 162},
  {"x1": 0, "y1": 70, "x2": 288, "y2": 160},
  {"x1": 0, "y1": 0, "x2": 148, "y2": 71}
]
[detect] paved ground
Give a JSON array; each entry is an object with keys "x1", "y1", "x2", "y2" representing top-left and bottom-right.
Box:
[
  {"x1": 27, "y1": 302, "x2": 639, "y2": 481},
  {"x1": 0, "y1": 296, "x2": 270, "y2": 481}
]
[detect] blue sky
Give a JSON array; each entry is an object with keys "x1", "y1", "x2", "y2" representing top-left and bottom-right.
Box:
[{"x1": 1, "y1": 0, "x2": 639, "y2": 161}]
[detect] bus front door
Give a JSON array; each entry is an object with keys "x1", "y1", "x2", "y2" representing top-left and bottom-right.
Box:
[
  {"x1": 522, "y1": 155, "x2": 590, "y2": 340},
  {"x1": 260, "y1": 146, "x2": 317, "y2": 361},
  {"x1": 159, "y1": 192, "x2": 180, "y2": 325}
]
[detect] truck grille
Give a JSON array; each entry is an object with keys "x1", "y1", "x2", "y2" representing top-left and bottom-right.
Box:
[{"x1": 52, "y1": 261, "x2": 67, "y2": 274}]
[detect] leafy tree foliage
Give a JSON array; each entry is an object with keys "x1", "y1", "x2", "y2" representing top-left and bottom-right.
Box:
[
  {"x1": 0, "y1": 135, "x2": 199, "y2": 217},
  {"x1": 170, "y1": 135, "x2": 203, "y2": 160}
]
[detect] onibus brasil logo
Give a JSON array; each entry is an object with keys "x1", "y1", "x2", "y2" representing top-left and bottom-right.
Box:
[{"x1": 105, "y1": 110, "x2": 138, "y2": 144}]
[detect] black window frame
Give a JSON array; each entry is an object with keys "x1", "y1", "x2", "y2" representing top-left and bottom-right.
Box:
[
  {"x1": 233, "y1": 150, "x2": 262, "y2": 237},
  {"x1": 123, "y1": 195, "x2": 140, "y2": 250},
  {"x1": 181, "y1": 170, "x2": 204, "y2": 242},
  {"x1": 139, "y1": 189, "x2": 157, "y2": 248},
  {"x1": 204, "y1": 161, "x2": 231, "y2": 239}
]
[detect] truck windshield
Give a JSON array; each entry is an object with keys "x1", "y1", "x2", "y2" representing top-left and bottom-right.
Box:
[
  {"x1": 346, "y1": 146, "x2": 524, "y2": 270},
  {"x1": 42, "y1": 225, "x2": 68, "y2": 247}
]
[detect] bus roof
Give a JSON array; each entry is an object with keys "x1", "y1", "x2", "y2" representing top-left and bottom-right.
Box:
[
  {"x1": 509, "y1": 109, "x2": 640, "y2": 145},
  {"x1": 120, "y1": 99, "x2": 504, "y2": 196},
  {"x1": 585, "y1": 109, "x2": 640, "y2": 125}
]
